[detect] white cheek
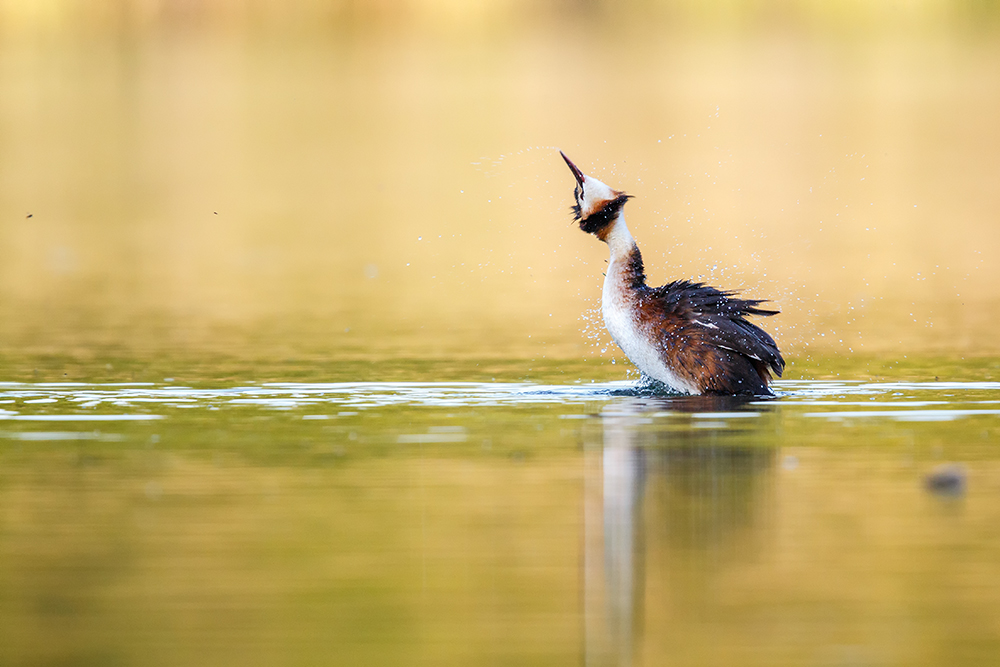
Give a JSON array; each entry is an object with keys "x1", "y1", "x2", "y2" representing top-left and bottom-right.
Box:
[{"x1": 580, "y1": 176, "x2": 617, "y2": 218}]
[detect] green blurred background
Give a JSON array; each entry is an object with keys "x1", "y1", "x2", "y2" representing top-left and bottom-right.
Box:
[{"x1": 1, "y1": 0, "x2": 999, "y2": 374}]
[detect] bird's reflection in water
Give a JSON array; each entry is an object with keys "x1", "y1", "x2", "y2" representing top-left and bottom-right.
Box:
[{"x1": 584, "y1": 395, "x2": 776, "y2": 667}]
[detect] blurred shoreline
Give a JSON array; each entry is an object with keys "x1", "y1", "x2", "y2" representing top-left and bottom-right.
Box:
[{"x1": 2, "y1": 0, "x2": 1000, "y2": 38}]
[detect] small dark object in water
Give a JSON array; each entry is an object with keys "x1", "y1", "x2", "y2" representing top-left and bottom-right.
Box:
[
  {"x1": 26, "y1": 213, "x2": 32, "y2": 218},
  {"x1": 925, "y1": 464, "x2": 966, "y2": 496}
]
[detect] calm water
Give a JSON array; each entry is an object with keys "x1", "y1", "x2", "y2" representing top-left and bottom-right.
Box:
[
  {"x1": 3, "y1": 5, "x2": 1000, "y2": 665},
  {"x1": 2, "y1": 361, "x2": 999, "y2": 666}
]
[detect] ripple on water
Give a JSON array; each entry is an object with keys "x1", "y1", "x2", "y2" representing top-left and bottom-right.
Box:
[
  {"x1": 0, "y1": 431, "x2": 125, "y2": 441},
  {"x1": 0, "y1": 381, "x2": 997, "y2": 425}
]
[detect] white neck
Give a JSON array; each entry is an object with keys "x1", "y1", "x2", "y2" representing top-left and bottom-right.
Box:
[{"x1": 604, "y1": 215, "x2": 637, "y2": 263}]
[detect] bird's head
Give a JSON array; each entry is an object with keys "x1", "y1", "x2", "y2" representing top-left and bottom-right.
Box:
[{"x1": 560, "y1": 151, "x2": 632, "y2": 240}]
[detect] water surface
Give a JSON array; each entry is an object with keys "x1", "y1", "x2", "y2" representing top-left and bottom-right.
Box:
[
  {"x1": 2, "y1": 7, "x2": 1000, "y2": 665},
  {"x1": 2, "y1": 366, "x2": 999, "y2": 666}
]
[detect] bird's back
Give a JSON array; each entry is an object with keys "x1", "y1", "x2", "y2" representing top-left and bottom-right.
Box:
[{"x1": 640, "y1": 280, "x2": 784, "y2": 395}]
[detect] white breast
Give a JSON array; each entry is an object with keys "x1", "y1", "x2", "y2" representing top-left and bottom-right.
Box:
[{"x1": 602, "y1": 263, "x2": 700, "y2": 396}]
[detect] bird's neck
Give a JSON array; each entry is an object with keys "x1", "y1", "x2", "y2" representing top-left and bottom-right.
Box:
[{"x1": 603, "y1": 216, "x2": 647, "y2": 290}]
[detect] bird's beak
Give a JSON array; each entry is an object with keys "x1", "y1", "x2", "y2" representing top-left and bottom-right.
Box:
[{"x1": 560, "y1": 151, "x2": 586, "y2": 186}]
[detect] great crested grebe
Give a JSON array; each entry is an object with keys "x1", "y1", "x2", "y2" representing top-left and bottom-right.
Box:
[{"x1": 561, "y1": 151, "x2": 784, "y2": 396}]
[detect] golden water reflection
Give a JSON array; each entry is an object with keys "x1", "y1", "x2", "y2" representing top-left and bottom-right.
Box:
[
  {"x1": 2, "y1": 376, "x2": 1000, "y2": 665},
  {"x1": 586, "y1": 393, "x2": 1000, "y2": 666}
]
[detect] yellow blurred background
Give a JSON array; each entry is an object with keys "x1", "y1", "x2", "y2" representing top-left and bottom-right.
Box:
[{"x1": 1, "y1": 0, "x2": 999, "y2": 367}]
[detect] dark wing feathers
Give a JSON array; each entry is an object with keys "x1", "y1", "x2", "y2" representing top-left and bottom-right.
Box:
[
  {"x1": 649, "y1": 280, "x2": 785, "y2": 378},
  {"x1": 652, "y1": 279, "x2": 778, "y2": 318}
]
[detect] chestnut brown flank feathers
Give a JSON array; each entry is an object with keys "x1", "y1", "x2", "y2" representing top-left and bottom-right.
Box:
[{"x1": 626, "y1": 244, "x2": 782, "y2": 395}]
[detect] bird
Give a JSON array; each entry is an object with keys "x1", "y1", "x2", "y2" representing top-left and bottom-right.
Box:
[{"x1": 560, "y1": 151, "x2": 784, "y2": 396}]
